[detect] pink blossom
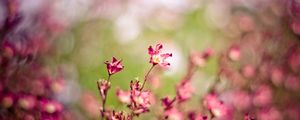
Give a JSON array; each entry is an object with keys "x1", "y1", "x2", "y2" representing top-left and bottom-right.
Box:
[
  {"x1": 286, "y1": 106, "x2": 300, "y2": 120},
  {"x1": 106, "y1": 111, "x2": 131, "y2": 120},
  {"x1": 270, "y1": 67, "x2": 284, "y2": 86},
  {"x1": 118, "y1": 81, "x2": 153, "y2": 115},
  {"x1": 50, "y1": 79, "x2": 65, "y2": 94},
  {"x1": 97, "y1": 80, "x2": 111, "y2": 100},
  {"x1": 256, "y1": 107, "x2": 282, "y2": 120},
  {"x1": 190, "y1": 48, "x2": 214, "y2": 67},
  {"x1": 244, "y1": 113, "x2": 255, "y2": 120},
  {"x1": 253, "y1": 85, "x2": 272, "y2": 107},
  {"x1": 130, "y1": 89, "x2": 152, "y2": 114},
  {"x1": 204, "y1": 94, "x2": 230, "y2": 119},
  {"x1": 164, "y1": 108, "x2": 184, "y2": 120},
  {"x1": 80, "y1": 92, "x2": 101, "y2": 119},
  {"x1": 148, "y1": 43, "x2": 172, "y2": 67},
  {"x1": 285, "y1": 75, "x2": 300, "y2": 91},
  {"x1": 176, "y1": 80, "x2": 195, "y2": 102},
  {"x1": 161, "y1": 97, "x2": 176, "y2": 111},
  {"x1": 116, "y1": 89, "x2": 131, "y2": 104},
  {"x1": 241, "y1": 65, "x2": 256, "y2": 78},
  {"x1": 287, "y1": 47, "x2": 300, "y2": 72},
  {"x1": 18, "y1": 95, "x2": 36, "y2": 110},
  {"x1": 291, "y1": 20, "x2": 300, "y2": 35},
  {"x1": 228, "y1": 46, "x2": 241, "y2": 61},
  {"x1": 188, "y1": 112, "x2": 208, "y2": 120},
  {"x1": 105, "y1": 57, "x2": 124, "y2": 75},
  {"x1": 1, "y1": 94, "x2": 14, "y2": 108},
  {"x1": 39, "y1": 99, "x2": 63, "y2": 114},
  {"x1": 232, "y1": 91, "x2": 251, "y2": 110}
]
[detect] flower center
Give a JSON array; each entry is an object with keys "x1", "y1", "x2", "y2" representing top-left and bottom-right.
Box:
[{"x1": 152, "y1": 55, "x2": 161, "y2": 63}]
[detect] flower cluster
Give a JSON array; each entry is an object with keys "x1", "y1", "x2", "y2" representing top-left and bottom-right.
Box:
[{"x1": 98, "y1": 43, "x2": 172, "y2": 119}]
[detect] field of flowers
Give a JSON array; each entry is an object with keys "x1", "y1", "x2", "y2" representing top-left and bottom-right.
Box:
[{"x1": 1, "y1": 0, "x2": 300, "y2": 120}]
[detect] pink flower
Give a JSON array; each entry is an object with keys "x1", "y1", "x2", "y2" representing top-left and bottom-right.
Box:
[
  {"x1": 1, "y1": 94, "x2": 14, "y2": 108},
  {"x1": 204, "y1": 94, "x2": 230, "y2": 119},
  {"x1": 285, "y1": 75, "x2": 300, "y2": 91},
  {"x1": 97, "y1": 80, "x2": 111, "y2": 100},
  {"x1": 190, "y1": 48, "x2": 214, "y2": 67},
  {"x1": 148, "y1": 44, "x2": 172, "y2": 67},
  {"x1": 188, "y1": 112, "x2": 208, "y2": 120},
  {"x1": 270, "y1": 67, "x2": 284, "y2": 86},
  {"x1": 39, "y1": 99, "x2": 63, "y2": 114},
  {"x1": 50, "y1": 79, "x2": 65, "y2": 94},
  {"x1": 127, "y1": 81, "x2": 153, "y2": 115},
  {"x1": 161, "y1": 97, "x2": 176, "y2": 111},
  {"x1": 108, "y1": 111, "x2": 130, "y2": 120},
  {"x1": 130, "y1": 90, "x2": 152, "y2": 114},
  {"x1": 164, "y1": 108, "x2": 183, "y2": 120},
  {"x1": 287, "y1": 47, "x2": 300, "y2": 72},
  {"x1": 176, "y1": 80, "x2": 195, "y2": 102},
  {"x1": 80, "y1": 92, "x2": 101, "y2": 119},
  {"x1": 244, "y1": 113, "x2": 255, "y2": 120},
  {"x1": 228, "y1": 46, "x2": 241, "y2": 61},
  {"x1": 256, "y1": 107, "x2": 282, "y2": 120},
  {"x1": 232, "y1": 91, "x2": 251, "y2": 110},
  {"x1": 105, "y1": 57, "x2": 124, "y2": 75},
  {"x1": 253, "y1": 85, "x2": 272, "y2": 107},
  {"x1": 116, "y1": 89, "x2": 131, "y2": 104},
  {"x1": 241, "y1": 64, "x2": 256, "y2": 78},
  {"x1": 132, "y1": 90, "x2": 151, "y2": 108},
  {"x1": 18, "y1": 95, "x2": 36, "y2": 110}
]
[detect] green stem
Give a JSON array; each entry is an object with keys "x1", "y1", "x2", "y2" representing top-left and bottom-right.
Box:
[{"x1": 140, "y1": 65, "x2": 155, "y2": 90}]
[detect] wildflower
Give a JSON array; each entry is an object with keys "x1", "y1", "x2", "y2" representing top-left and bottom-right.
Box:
[
  {"x1": 108, "y1": 111, "x2": 131, "y2": 120},
  {"x1": 241, "y1": 65, "x2": 255, "y2": 78},
  {"x1": 1, "y1": 94, "x2": 14, "y2": 108},
  {"x1": 161, "y1": 97, "x2": 176, "y2": 111},
  {"x1": 270, "y1": 67, "x2": 284, "y2": 86},
  {"x1": 190, "y1": 48, "x2": 214, "y2": 67},
  {"x1": 253, "y1": 85, "x2": 272, "y2": 107},
  {"x1": 232, "y1": 91, "x2": 251, "y2": 110},
  {"x1": 228, "y1": 46, "x2": 240, "y2": 61},
  {"x1": 127, "y1": 81, "x2": 152, "y2": 115},
  {"x1": 39, "y1": 99, "x2": 63, "y2": 114},
  {"x1": 116, "y1": 89, "x2": 131, "y2": 104},
  {"x1": 130, "y1": 90, "x2": 152, "y2": 114},
  {"x1": 176, "y1": 80, "x2": 195, "y2": 102},
  {"x1": 148, "y1": 43, "x2": 172, "y2": 67},
  {"x1": 18, "y1": 95, "x2": 36, "y2": 110},
  {"x1": 105, "y1": 57, "x2": 124, "y2": 75},
  {"x1": 256, "y1": 107, "x2": 282, "y2": 120},
  {"x1": 80, "y1": 92, "x2": 101, "y2": 119},
  {"x1": 188, "y1": 112, "x2": 208, "y2": 120},
  {"x1": 204, "y1": 94, "x2": 230, "y2": 118},
  {"x1": 97, "y1": 80, "x2": 111, "y2": 100},
  {"x1": 285, "y1": 75, "x2": 300, "y2": 91},
  {"x1": 244, "y1": 113, "x2": 256, "y2": 120},
  {"x1": 164, "y1": 108, "x2": 183, "y2": 120},
  {"x1": 50, "y1": 79, "x2": 65, "y2": 94}
]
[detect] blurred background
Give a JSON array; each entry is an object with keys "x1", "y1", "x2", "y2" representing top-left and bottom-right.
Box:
[{"x1": 1, "y1": 0, "x2": 300, "y2": 119}]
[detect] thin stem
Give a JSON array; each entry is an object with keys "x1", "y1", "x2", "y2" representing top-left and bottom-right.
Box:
[
  {"x1": 101, "y1": 74, "x2": 112, "y2": 120},
  {"x1": 140, "y1": 65, "x2": 155, "y2": 90},
  {"x1": 107, "y1": 74, "x2": 111, "y2": 82}
]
